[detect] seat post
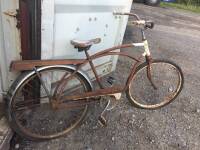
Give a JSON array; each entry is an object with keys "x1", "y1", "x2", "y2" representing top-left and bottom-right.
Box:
[
  {"x1": 84, "y1": 50, "x2": 104, "y2": 89},
  {"x1": 84, "y1": 49, "x2": 90, "y2": 59}
]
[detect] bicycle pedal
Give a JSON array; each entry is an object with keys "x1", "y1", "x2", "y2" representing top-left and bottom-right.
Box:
[{"x1": 98, "y1": 116, "x2": 107, "y2": 127}]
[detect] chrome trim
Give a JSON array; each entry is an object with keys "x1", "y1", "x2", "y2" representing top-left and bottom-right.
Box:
[{"x1": 132, "y1": 43, "x2": 144, "y2": 47}]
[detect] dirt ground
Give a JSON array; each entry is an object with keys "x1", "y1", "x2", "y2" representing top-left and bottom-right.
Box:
[{"x1": 11, "y1": 3, "x2": 200, "y2": 150}]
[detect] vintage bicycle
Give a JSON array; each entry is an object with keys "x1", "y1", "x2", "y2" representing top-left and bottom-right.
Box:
[{"x1": 5, "y1": 12, "x2": 184, "y2": 140}]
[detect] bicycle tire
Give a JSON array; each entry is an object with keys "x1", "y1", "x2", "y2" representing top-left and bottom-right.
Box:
[
  {"x1": 126, "y1": 60, "x2": 184, "y2": 109},
  {"x1": 6, "y1": 66, "x2": 92, "y2": 141}
]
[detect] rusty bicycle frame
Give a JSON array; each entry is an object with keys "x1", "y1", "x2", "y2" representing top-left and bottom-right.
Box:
[
  {"x1": 56, "y1": 44, "x2": 145, "y2": 100},
  {"x1": 10, "y1": 12, "x2": 156, "y2": 110}
]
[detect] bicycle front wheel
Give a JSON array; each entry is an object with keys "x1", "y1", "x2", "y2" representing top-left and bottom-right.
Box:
[
  {"x1": 7, "y1": 66, "x2": 92, "y2": 141},
  {"x1": 126, "y1": 60, "x2": 184, "y2": 109}
]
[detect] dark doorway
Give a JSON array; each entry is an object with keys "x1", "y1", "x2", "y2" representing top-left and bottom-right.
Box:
[
  {"x1": 19, "y1": 0, "x2": 42, "y2": 103},
  {"x1": 19, "y1": 0, "x2": 41, "y2": 60}
]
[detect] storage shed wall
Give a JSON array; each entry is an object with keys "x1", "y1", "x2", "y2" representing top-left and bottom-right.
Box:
[
  {"x1": 0, "y1": 0, "x2": 133, "y2": 100},
  {"x1": 0, "y1": 0, "x2": 21, "y2": 100},
  {"x1": 41, "y1": 0, "x2": 133, "y2": 78}
]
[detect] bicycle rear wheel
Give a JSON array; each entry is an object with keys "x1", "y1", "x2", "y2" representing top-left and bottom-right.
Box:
[
  {"x1": 6, "y1": 66, "x2": 92, "y2": 141},
  {"x1": 126, "y1": 60, "x2": 184, "y2": 109}
]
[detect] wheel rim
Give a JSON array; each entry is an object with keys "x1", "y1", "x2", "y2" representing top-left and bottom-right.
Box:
[
  {"x1": 129, "y1": 62, "x2": 183, "y2": 109},
  {"x1": 11, "y1": 68, "x2": 89, "y2": 140}
]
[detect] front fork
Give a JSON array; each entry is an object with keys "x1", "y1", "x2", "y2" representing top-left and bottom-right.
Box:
[
  {"x1": 143, "y1": 40, "x2": 157, "y2": 90},
  {"x1": 146, "y1": 55, "x2": 157, "y2": 90}
]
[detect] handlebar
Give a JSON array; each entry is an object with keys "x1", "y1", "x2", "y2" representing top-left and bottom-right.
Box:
[
  {"x1": 113, "y1": 12, "x2": 141, "y2": 20},
  {"x1": 131, "y1": 20, "x2": 154, "y2": 29},
  {"x1": 113, "y1": 12, "x2": 154, "y2": 29}
]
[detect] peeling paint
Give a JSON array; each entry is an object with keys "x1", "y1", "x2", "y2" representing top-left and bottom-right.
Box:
[
  {"x1": 3, "y1": 10, "x2": 17, "y2": 18},
  {"x1": 0, "y1": 0, "x2": 21, "y2": 95}
]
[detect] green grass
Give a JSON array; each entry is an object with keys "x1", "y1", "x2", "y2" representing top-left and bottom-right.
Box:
[{"x1": 160, "y1": 2, "x2": 200, "y2": 13}]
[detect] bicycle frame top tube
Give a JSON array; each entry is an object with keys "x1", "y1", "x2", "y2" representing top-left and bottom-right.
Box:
[{"x1": 132, "y1": 39, "x2": 151, "y2": 57}]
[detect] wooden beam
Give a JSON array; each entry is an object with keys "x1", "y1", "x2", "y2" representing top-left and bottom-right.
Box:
[{"x1": 10, "y1": 59, "x2": 85, "y2": 71}]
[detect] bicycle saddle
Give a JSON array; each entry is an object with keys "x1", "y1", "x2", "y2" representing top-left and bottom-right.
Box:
[{"x1": 71, "y1": 38, "x2": 101, "y2": 52}]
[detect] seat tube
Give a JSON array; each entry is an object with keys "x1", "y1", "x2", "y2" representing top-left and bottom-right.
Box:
[{"x1": 84, "y1": 50, "x2": 104, "y2": 89}]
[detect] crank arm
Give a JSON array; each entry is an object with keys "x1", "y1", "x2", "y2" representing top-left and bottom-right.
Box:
[
  {"x1": 98, "y1": 99, "x2": 112, "y2": 127},
  {"x1": 98, "y1": 115, "x2": 107, "y2": 127}
]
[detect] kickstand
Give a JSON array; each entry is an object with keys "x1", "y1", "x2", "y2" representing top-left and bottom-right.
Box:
[{"x1": 98, "y1": 99, "x2": 111, "y2": 127}]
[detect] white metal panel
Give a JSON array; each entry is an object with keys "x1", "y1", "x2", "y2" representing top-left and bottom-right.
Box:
[
  {"x1": 42, "y1": 0, "x2": 133, "y2": 78},
  {"x1": 0, "y1": 0, "x2": 20, "y2": 97},
  {"x1": 0, "y1": 0, "x2": 133, "y2": 98}
]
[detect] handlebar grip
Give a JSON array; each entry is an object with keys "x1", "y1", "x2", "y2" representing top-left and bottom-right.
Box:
[
  {"x1": 145, "y1": 21, "x2": 154, "y2": 29},
  {"x1": 132, "y1": 20, "x2": 146, "y2": 25}
]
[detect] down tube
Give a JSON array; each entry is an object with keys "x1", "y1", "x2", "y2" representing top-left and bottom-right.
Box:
[
  {"x1": 79, "y1": 51, "x2": 141, "y2": 91},
  {"x1": 55, "y1": 45, "x2": 139, "y2": 96}
]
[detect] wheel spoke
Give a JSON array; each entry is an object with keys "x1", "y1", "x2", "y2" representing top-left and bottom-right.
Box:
[
  {"x1": 14, "y1": 103, "x2": 42, "y2": 112},
  {"x1": 9, "y1": 67, "x2": 90, "y2": 140},
  {"x1": 14, "y1": 96, "x2": 49, "y2": 109},
  {"x1": 128, "y1": 60, "x2": 183, "y2": 109}
]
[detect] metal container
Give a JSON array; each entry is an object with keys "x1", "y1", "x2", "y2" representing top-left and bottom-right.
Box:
[
  {"x1": 41, "y1": 0, "x2": 133, "y2": 79},
  {"x1": 0, "y1": 0, "x2": 21, "y2": 100},
  {"x1": 0, "y1": 0, "x2": 133, "y2": 98}
]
